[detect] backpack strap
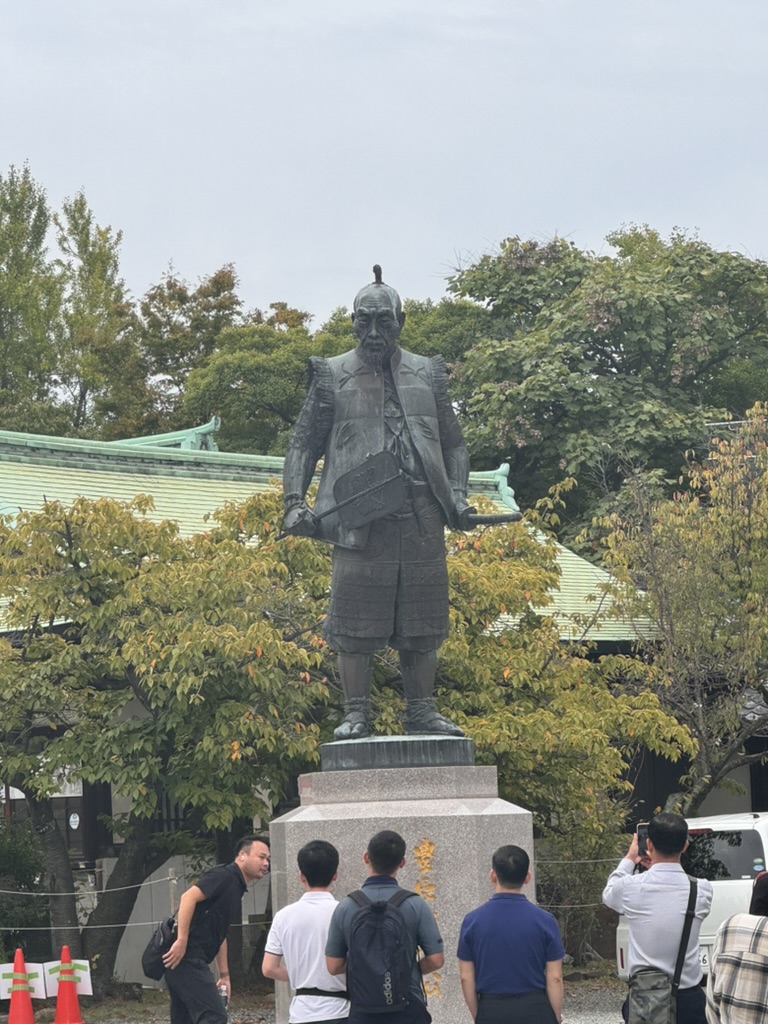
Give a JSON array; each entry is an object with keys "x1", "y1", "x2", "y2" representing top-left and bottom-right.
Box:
[
  {"x1": 348, "y1": 887, "x2": 415, "y2": 909},
  {"x1": 388, "y1": 888, "x2": 416, "y2": 909},
  {"x1": 348, "y1": 889, "x2": 372, "y2": 909}
]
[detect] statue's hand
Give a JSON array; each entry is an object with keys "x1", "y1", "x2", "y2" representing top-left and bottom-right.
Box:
[
  {"x1": 282, "y1": 501, "x2": 318, "y2": 537},
  {"x1": 453, "y1": 502, "x2": 477, "y2": 532}
]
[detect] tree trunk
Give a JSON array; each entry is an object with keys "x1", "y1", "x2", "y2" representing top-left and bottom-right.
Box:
[
  {"x1": 81, "y1": 818, "x2": 169, "y2": 999},
  {"x1": 27, "y1": 795, "x2": 82, "y2": 959}
]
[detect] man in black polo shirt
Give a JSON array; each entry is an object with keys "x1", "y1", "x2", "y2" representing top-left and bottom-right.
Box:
[{"x1": 163, "y1": 835, "x2": 271, "y2": 1024}]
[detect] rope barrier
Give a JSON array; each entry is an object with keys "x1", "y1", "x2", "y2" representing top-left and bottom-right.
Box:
[
  {"x1": 0, "y1": 875, "x2": 176, "y2": 898},
  {"x1": 0, "y1": 860, "x2": 618, "y2": 901},
  {"x1": 538, "y1": 859, "x2": 619, "y2": 865},
  {"x1": 0, "y1": 919, "x2": 267, "y2": 932}
]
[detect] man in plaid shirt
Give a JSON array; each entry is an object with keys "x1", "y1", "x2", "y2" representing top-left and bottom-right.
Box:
[{"x1": 707, "y1": 913, "x2": 768, "y2": 1024}]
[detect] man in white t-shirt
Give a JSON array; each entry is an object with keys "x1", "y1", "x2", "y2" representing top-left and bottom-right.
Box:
[{"x1": 263, "y1": 840, "x2": 350, "y2": 1024}]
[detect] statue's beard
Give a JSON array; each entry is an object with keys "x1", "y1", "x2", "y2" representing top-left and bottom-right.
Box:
[{"x1": 356, "y1": 339, "x2": 397, "y2": 371}]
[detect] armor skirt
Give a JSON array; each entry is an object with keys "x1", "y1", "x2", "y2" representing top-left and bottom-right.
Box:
[{"x1": 324, "y1": 494, "x2": 449, "y2": 653}]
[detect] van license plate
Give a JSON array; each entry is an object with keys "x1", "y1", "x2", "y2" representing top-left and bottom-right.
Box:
[{"x1": 699, "y1": 947, "x2": 710, "y2": 967}]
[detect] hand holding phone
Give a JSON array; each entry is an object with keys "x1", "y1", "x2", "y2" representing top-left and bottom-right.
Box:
[{"x1": 637, "y1": 822, "x2": 649, "y2": 858}]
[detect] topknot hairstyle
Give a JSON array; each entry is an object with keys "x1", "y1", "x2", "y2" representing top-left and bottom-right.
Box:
[{"x1": 353, "y1": 264, "x2": 402, "y2": 316}]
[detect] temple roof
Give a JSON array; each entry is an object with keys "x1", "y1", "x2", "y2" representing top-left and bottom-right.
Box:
[{"x1": 0, "y1": 422, "x2": 637, "y2": 643}]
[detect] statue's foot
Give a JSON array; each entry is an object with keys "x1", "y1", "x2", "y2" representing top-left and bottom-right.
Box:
[
  {"x1": 404, "y1": 698, "x2": 464, "y2": 737},
  {"x1": 333, "y1": 698, "x2": 370, "y2": 741}
]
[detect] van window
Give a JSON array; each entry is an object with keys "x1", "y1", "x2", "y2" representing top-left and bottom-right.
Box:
[{"x1": 682, "y1": 829, "x2": 766, "y2": 880}]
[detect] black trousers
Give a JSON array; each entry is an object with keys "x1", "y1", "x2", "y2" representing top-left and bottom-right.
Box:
[
  {"x1": 477, "y1": 991, "x2": 557, "y2": 1024},
  {"x1": 165, "y1": 957, "x2": 227, "y2": 1024},
  {"x1": 621, "y1": 984, "x2": 706, "y2": 1024}
]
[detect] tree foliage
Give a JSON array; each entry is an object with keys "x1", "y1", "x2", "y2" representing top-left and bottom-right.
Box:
[
  {"x1": 136, "y1": 264, "x2": 252, "y2": 430},
  {"x1": 399, "y1": 296, "x2": 493, "y2": 366},
  {"x1": 0, "y1": 166, "x2": 153, "y2": 439},
  {"x1": 0, "y1": 492, "x2": 332, "y2": 988},
  {"x1": 597, "y1": 406, "x2": 768, "y2": 814},
  {"x1": 0, "y1": 819, "x2": 48, "y2": 961},
  {"x1": 53, "y1": 191, "x2": 147, "y2": 437},
  {"x1": 449, "y1": 229, "x2": 768, "y2": 539},
  {"x1": 182, "y1": 313, "x2": 346, "y2": 454},
  {"x1": 0, "y1": 163, "x2": 62, "y2": 432},
  {"x1": 436, "y1": 501, "x2": 692, "y2": 823}
]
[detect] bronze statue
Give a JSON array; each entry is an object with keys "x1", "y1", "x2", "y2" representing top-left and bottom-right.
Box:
[{"x1": 282, "y1": 266, "x2": 475, "y2": 741}]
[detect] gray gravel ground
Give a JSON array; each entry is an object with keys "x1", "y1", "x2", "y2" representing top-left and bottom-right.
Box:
[
  {"x1": 226, "y1": 984, "x2": 626, "y2": 1024},
  {"x1": 2, "y1": 983, "x2": 625, "y2": 1024},
  {"x1": 563, "y1": 984, "x2": 624, "y2": 1024},
  {"x1": 222, "y1": 987, "x2": 626, "y2": 1024}
]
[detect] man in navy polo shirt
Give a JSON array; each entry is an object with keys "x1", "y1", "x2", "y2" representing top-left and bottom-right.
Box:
[
  {"x1": 163, "y1": 834, "x2": 271, "y2": 1024},
  {"x1": 457, "y1": 845, "x2": 564, "y2": 1024},
  {"x1": 325, "y1": 830, "x2": 444, "y2": 1024}
]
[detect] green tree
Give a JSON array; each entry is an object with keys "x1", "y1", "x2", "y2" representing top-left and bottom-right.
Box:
[
  {"x1": 0, "y1": 492, "x2": 331, "y2": 993},
  {"x1": 138, "y1": 264, "x2": 250, "y2": 428},
  {"x1": 437, "y1": 500, "x2": 692, "y2": 824},
  {"x1": 0, "y1": 164, "x2": 62, "y2": 432},
  {"x1": 399, "y1": 297, "x2": 493, "y2": 366},
  {"x1": 449, "y1": 229, "x2": 768, "y2": 540},
  {"x1": 53, "y1": 191, "x2": 150, "y2": 437},
  {"x1": 598, "y1": 406, "x2": 768, "y2": 814},
  {"x1": 183, "y1": 313, "x2": 349, "y2": 454}
]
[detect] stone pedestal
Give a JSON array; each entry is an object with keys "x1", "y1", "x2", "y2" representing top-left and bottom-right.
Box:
[
  {"x1": 320, "y1": 734, "x2": 476, "y2": 771},
  {"x1": 269, "y1": 764, "x2": 533, "y2": 1024}
]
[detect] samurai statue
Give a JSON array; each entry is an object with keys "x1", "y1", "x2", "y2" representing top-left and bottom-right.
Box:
[{"x1": 282, "y1": 266, "x2": 476, "y2": 741}]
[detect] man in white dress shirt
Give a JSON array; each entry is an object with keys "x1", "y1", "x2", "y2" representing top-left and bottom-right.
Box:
[{"x1": 603, "y1": 812, "x2": 713, "y2": 1024}]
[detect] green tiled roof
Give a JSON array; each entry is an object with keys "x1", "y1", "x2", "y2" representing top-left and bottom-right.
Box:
[{"x1": 0, "y1": 424, "x2": 638, "y2": 643}]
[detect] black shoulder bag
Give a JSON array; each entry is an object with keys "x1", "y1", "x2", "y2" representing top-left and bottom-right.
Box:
[
  {"x1": 627, "y1": 878, "x2": 698, "y2": 1024},
  {"x1": 141, "y1": 915, "x2": 177, "y2": 981}
]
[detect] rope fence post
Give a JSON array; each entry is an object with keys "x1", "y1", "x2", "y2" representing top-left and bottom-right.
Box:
[{"x1": 169, "y1": 867, "x2": 178, "y2": 915}]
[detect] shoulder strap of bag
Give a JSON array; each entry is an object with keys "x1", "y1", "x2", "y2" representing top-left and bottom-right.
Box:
[
  {"x1": 672, "y1": 878, "x2": 698, "y2": 994},
  {"x1": 348, "y1": 889, "x2": 372, "y2": 909},
  {"x1": 388, "y1": 887, "x2": 415, "y2": 909}
]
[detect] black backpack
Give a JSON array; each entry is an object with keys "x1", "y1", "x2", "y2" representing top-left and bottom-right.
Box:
[{"x1": 346, "y1": 888, "x2": 416, "y2": 1013}]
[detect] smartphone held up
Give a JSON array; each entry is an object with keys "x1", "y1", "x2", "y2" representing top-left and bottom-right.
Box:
[{"x1": 637, "y1": 822, "x2": 649, "y2": 858}]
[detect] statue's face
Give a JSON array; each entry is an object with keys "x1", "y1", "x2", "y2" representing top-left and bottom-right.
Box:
[{"x1": 352, "y1": 290, "x2": 403, "y2": 364}]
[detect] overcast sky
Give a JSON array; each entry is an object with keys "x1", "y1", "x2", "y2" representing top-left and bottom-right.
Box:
[{"x1": 3, "y1": 1, "x2": 766, "y2": 325}]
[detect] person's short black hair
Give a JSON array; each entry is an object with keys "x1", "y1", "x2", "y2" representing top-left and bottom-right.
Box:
[
  {"x1": 648, "y1": 813, "x2": 688, "y2": 856},
  {"x1": 492, "y1": 845, "x2": 530, "y2": 888},
  {"x1": 297, "y1": 840, "x2": 339, "y2": 887},
  {"x1": 367, "y1": 830, "x2": 406, "y2": 874},
  {"x1": 234, "y1": 834, "x2": 270, "y2": 857}
]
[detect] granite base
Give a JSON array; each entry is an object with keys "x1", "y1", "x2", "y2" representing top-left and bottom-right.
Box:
[{"x1": 269, "y1": 765, "x2": 533, "y2": 1024}]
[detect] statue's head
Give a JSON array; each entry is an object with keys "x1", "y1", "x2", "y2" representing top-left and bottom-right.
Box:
[{"x1": 352, "y1": 265, "x2": 405, "y2": 368}]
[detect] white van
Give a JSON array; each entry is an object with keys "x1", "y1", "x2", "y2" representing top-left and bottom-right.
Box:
[{"x1": 615, "y1": 812, "x2": 768, "y2": 979}]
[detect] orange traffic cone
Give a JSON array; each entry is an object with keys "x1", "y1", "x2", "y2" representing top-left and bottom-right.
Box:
[
  {"x1": 8, "y1": 947, "x2": 35, "y2": 1024},
  {"x1": 53, "y1": 946, "x2": 83, "y2": 1024}
]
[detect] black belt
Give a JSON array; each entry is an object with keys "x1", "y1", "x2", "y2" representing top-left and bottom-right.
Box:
[
  {"x1": 295, "y1": 987, "x2": 350, "y2": 1000},
  {"x1": 479, "y1": 991, "x2": 545, "y2": 1001}
]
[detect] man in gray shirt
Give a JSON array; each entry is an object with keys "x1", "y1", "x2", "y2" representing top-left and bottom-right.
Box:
[
  {"x1": 326, "y1": 830, "x2": 444, "y2": 1024},
  {"x1": 603, "y1": 812, "x2": 713, "y2": 1024}
]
